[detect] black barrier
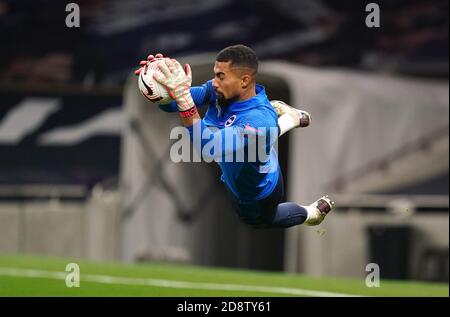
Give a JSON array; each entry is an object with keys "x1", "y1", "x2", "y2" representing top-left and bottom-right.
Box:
[{"x1": 367, "y1": 225, "x2": 412, "y2": 280}]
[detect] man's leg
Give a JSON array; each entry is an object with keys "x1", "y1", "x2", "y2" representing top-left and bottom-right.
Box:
[
  {"x1": 257, "y1": 172, "x2": 335, "y2": 228},
  {"x1": 270, "y1": 100, "x2": 312, "y2": 136},
  {"x1": 227, "y1": 171, "x2": 335, "y2": 229},
  {"x1": 231, "y1": 191, "x2": 335, "y2": 229},
  {"x1": 272, "y1": 196, "x2": 335, "y2": 228}
]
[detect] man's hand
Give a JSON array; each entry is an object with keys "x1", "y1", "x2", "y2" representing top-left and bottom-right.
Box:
[
  {"x1": 153, "y1": 58, "x2": 195, "y2": 112},
  {"x1": 134, "y1": 53, "x2": 164, "y2": 76}
]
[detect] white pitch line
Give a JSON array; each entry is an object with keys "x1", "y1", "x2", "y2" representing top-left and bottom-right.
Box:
[{"x1": 0, "y1": 267, "x2": 361, "y2": 297}]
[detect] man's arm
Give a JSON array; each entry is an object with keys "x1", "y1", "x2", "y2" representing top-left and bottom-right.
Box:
[
  {"x1": 153, "y1": 58, "x2": 201, "y2": 127},
  {"x1": 159, "y1": 82, "x2": 214, "y2": 112},
  {"x1": 187, "y1": 119, "x2": 267, "y2": 162},
  {"x1": 153, "y1": 59, "x2": 273, "y2": 161}
]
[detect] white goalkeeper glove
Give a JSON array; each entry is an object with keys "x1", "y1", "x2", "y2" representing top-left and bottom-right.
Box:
[
  {"x1": 153, "y1": 58, "x2": 195, "y2": 112},
  {"x1": 134, "y1": 53, "x2": 165, "y2": 76}
]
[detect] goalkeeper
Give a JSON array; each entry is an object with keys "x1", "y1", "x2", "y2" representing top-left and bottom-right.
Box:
[{"x1": 135, "y1": 45, "x2": 334, "y2": 228}]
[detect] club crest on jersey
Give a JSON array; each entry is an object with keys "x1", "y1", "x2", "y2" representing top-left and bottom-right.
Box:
[{"x1": 225, "y1": 115, "x2": 236, "y2": 127}]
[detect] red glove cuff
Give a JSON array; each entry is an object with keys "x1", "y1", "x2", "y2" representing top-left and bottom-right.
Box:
[{"x1": 179, "y1": 106, "x2": 198, "y2": 118}]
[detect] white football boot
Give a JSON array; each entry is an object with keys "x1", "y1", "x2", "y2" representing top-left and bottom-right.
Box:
[
  {"x1": 304, "y1": 195, "x2": 335, "y2": 226},
  {"x1": 270, "y1": 100, "x2": 311, "y2": 136}
]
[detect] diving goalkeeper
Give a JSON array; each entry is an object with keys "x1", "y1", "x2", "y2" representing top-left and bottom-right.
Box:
[{"x1": 135, "y1": 45, "x2": 334, "y2": 228}]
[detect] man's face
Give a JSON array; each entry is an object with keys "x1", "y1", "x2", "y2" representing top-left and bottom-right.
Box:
[{"x1": 212, "y1": 61, "x2": 242, "y2": 107}]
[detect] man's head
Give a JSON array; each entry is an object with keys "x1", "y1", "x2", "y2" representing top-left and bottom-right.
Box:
[{"x1": 213, "y1": 44, "x2": 258, "y2": 107}]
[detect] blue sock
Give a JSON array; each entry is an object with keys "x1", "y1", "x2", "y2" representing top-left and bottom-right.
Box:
[{"x1": 271, "y1": 202, "x2": 308, "y2": 228}]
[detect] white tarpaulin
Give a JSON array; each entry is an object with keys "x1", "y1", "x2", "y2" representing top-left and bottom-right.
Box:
[
  {"x1": 261, "y1": 62, "x2": 448, "y2": 199},
  {"x1": 260, "y1": 61, "x2": 448, "y2": 272}
]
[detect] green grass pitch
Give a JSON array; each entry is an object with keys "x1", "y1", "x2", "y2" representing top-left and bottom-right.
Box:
[{"x1": 0, "y1": 254, "x2": 447, "y2": 297}]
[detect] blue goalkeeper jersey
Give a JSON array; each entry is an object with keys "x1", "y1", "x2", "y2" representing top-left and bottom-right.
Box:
[{"x1": 160, "y1": 80, "x2": 280, "y2": 201}]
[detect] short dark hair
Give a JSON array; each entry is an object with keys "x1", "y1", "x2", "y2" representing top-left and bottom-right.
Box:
[{"x1": 216, "y1": 44, "x2": 258, "y2": 72}]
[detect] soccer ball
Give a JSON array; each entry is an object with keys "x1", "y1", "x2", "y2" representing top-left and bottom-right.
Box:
[{"x1": 138, "y1": 58, "x2": 173, "y2": 105}]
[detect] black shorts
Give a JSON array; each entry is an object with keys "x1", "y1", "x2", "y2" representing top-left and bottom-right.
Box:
[{"x1": 226, "y1": 172, "x2": 284, "y2": 227}]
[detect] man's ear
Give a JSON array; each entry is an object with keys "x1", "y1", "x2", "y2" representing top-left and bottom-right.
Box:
[{"x1": 241, "y1": 75, "x2": 251, "y2": 89}]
